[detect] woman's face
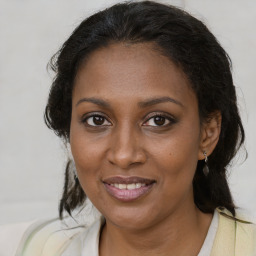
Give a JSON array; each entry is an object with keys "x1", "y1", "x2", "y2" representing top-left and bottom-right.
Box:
[{"x1": 70, "y1": 43, "x2": 203, "y2": 230}]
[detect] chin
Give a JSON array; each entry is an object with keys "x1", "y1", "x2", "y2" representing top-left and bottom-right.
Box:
[{"x1": 101, "y1": 204, "x2": 166, "y2": 231}]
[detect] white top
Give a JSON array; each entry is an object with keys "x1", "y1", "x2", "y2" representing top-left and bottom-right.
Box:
[
  {"x1": 0, "y1": 210, "x2": 218, "y2": 256},
  {"x1": 63, "y1": 210, "x2": 219, "y2": 256},
  {"x1": 198, "y1": 209, "x2": 219, "y2": 255}
]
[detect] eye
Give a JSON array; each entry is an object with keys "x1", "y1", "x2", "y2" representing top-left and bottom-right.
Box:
[
  {"x1": 83, "y1": 114, "x2": 111, "y2": 127},
  {"x1": 143, "y1": 114, "x2": 174, "y2": 127}
]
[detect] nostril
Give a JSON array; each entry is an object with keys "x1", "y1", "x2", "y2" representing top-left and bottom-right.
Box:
[
  {"x1": 107, "y1": 150, "x2": 146, "y2": 169},
  {"x1": 107, "y1": 139, "x2": 147, "y2": 165}
]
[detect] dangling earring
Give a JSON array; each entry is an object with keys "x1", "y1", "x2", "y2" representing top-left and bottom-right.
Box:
[{"x1": 203, "y1": 151, "x2": 209, "y2": 176}]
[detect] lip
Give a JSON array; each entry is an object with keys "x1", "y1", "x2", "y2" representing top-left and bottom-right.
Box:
[{"x1": 102, "y1": 176, "x2": 156, "y2": 202}]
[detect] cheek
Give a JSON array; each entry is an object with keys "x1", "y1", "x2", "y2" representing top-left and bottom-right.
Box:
[
  {"x1": 149, "y1": 122, "x2": 201, "y2": 187},
  {"x1": 70, "y1": 122, "x2": 105, "y2": 187},
  {"x1": 70, "y1": 119, "x2": 103, "y2": 164},
  {"x1": 150, "y1": 127, "x2": 200, "y2": 166},
  {"x1": 70, "y1": 133, "x2": 103, "y2": 201}
]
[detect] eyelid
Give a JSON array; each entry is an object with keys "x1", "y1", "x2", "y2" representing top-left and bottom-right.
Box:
[
  {"x1": 81, "y1": 112, "x2": 112, "y2": 126},
  {"x1": 80, "y1": 111, "x2": 176, "y2": 127},
  {"x1": 142, "y1": 112, "x2": 176, "y2": 126}
]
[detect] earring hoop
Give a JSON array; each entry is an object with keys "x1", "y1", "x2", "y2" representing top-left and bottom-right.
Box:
[{"x1": 203, "y1": 151, "x2": 209, "y2": 176}]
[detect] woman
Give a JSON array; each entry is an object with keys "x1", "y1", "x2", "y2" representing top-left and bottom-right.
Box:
[{"x1": 1, "y1": 1, "x2": 255, "y2": 255}]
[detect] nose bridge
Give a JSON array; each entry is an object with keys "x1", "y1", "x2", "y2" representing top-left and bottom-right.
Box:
[{"x1": 109, "y1": 121, "x2": 145, "y2": 168}]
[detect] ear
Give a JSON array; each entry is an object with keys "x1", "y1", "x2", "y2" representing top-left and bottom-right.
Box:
[{"x1": 198, "y1": 111, "x2": 222, "y2": 160}]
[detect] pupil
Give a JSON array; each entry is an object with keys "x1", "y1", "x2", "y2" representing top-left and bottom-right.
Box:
[
  {"x1": 93, "y1": 116, "x2": 104, "y2": 125},
  {"x1": 154, "y1": 116, "x2": 165, "y2": 126}
]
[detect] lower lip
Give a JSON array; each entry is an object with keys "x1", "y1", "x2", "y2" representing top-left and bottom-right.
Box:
[{"x1": 104, "y1": 183, "x2": 154, "y2": 202}]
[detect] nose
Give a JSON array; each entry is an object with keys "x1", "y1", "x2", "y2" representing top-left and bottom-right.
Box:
[{"x1": 107, "y1": 124, "x2": 147, "y2": 169}]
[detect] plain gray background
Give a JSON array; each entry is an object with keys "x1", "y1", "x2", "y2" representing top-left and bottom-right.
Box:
[{"x1": 0, "y1": 0, "x2": 255, "y2": 224}]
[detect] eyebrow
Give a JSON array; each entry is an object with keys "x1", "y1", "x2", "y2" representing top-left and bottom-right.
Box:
[
  {"x1": 76, "y1": 97, "x2": 111, "y2": 108},
  {"x1": 138, "y1": 96, "x2": 184, "y2": 108},
  {"x1": 76, "y1": 96, "x2": 183, "y2": 108}
]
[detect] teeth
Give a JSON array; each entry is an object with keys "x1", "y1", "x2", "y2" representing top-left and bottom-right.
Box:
[
  {"x1": 119, "y1": 184, "x2": 127, "y2": 189},
  {"x1": 111, "y1": 183, "x2": 146, "y2": 190},
  {"x1": 135, "y1": 183, "x2": 141, "y2": 188},
  {"x1": 127, "y1": 184, "x2": 136, "y2": 190}
]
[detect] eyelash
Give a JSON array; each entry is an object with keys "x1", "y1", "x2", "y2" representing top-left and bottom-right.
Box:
[
  {"x1": 81, "y1": 112, "x2": 111, "y2": 127},
  {"x1": 81, "y1": 112, "x2": 176, "y2": 128},
  {"x1": 143, "y1": 112, "x2": 176, "y2": 127}
]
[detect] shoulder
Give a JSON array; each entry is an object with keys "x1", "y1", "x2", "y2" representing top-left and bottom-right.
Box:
[
  {"x1": 0, "y1": 220, "x2": 37, "y2": 256},
  {"x1": 211, "y1": 207, "x2": 256, "y2": 256},
  {"x1": 0, "y1": 217, "x2": 93, "y2": 256}
]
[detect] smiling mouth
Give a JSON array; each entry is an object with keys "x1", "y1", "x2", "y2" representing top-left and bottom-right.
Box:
[
  {"x1": 110, "y1": 183, "x2": 146, "y2": 190},
  {"x1": 102, "y1": 176, "x2": 156, "y2": 202}
]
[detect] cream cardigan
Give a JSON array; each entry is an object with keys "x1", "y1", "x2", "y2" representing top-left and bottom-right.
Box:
[{"x1": 1, "y1": 208, "x2": 256, "y2": 256}]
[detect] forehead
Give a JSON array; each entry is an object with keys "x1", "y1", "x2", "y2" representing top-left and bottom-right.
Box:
[{"x1": 73, "y1": 43, "x2": 196, "y2": 108}]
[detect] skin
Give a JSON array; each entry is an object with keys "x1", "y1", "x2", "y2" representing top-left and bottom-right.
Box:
[{"x1": 70, "y1": 43, "x2": 221, "y2": 256}]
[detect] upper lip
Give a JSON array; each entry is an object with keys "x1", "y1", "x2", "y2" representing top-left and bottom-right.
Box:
[{"x1": 102, "y1": 176, "x2": 156, "y2": 185}]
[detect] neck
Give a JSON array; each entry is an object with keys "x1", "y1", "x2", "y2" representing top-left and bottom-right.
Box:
[{"x1": 99, "y1": 202, "x2": 213, "y2": 256}]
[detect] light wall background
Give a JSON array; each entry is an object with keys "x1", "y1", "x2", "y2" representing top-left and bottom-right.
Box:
[{"x1": 0, "y1": 0, "x2": 255, "y2": 225}]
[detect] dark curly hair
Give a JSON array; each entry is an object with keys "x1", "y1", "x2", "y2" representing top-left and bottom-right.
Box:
[{"x1": 44, "y1": 1, "x2": 245, "y2": 219}]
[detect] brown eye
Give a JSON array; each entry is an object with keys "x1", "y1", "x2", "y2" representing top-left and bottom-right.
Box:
[
  {"x1": 93, "y1": 116, "x2": 105, "y2": 125},
  {"x1": 144, "y1": 114, "x2": 172, "y2": 127},
  {"x1": 85, "y1": 115, "x2": 111, "y2": 126},
  {"x1": 154, "y1": 116, "x2": 166, "y2": 126}
]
